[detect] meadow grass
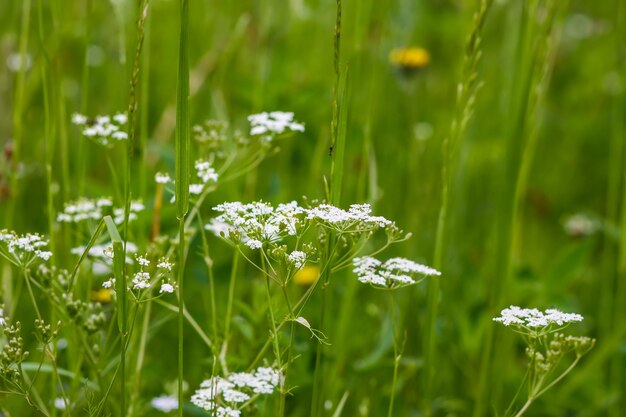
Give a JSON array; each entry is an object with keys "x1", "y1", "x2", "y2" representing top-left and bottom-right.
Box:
[{"x1": 0, "y1": 0, "x2": 623, "y2": 416}]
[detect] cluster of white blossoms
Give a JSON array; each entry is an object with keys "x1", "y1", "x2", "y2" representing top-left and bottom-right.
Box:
[
  {"x1": 0, "y1": 230, "x2": 52, "y2": 268},
  {"x1": 57, "y1": 198, "x2": 113, "y2": 223},
  {"x1": 287, "y1": 250, "x2": 307, "y2": 270},
  {"x1": 207, "y1": 201, "x2": 307, "y2": 250},
  {"x1": 563, "y1": 213, "x2": 600, "y2": 237},
  {"x1": 190, "y1": 160, "x2": 219, "y2": 195},
  {"x1": 208, "y1": 201, "x2": 398, "y2": 250},
  {"x1": 306, "y1": 203, "x2": 395, "y2": 233},
  {"x1": 57, "y1": 198, "x2": 144, "y2": 225},
  {"x1": 353, "y1": 256, "x2": 440, "y2": 289},
  {"x1": 102, "y1": 255, "x2": 175, "y2": 295},
  {"x1": 191, "y1": 367, "x2": 281, "y2": 416},
  {"x1": 493, "y1": 306, "x2": 584, "y2": 332},
  {"x1": 0, "y1": 306, "x2": 6, "y2": 327},
  {"x1": 151, "y1": 395, "x2": 178, "y2": 413},
  {"x1": 72, "y1": 112, "x2": 128, "y2": 146},
  {"x1": 248, "y1": 111, "x2": 304, "y2": 141},
  {"x1": 155, "y1": 159, "x2": 219, "y2": 197}
]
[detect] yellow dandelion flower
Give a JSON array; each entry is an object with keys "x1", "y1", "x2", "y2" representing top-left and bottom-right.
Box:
[
  {"x1": 389, "y1": 47, "x2": 430, "y2": 70},
  {"x1": 294, "y1": 265, "x2": 320, "y2": 286},
  {"x1": 91, "y1": 288, "x2": 113, "y2": 304}
]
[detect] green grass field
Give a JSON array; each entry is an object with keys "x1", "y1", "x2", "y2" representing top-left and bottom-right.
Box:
[{"x1": 0, "y1": 0, "x2": 624, "y2": 416}]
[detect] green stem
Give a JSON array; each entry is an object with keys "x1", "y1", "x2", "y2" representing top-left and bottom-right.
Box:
[
  {"x1": 388, "y1": 291, "x2": 400, "y2": 417},
  {"x1": 224, "y1": 250, "x2": 240, "y2": 346}
]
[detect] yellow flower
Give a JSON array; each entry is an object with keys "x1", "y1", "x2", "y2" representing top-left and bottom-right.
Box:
[
  {"x1": 293, "y1": 266, "x2": 320, "y2": 286},
  {"x1": 389, "y1": 47, "x2": 430, "y2": 70},
  {"x1": 91, "y1": 288, "x2": 113, "y2": 304}
]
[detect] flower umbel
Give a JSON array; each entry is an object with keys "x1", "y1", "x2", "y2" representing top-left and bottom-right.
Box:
[
  {"x1": 353, "y1": 256, "x2": 440, "y2": 289},
  {"x1": 191, "y1": 367, "x2": 281, "y2": 416},
  {"x1": 493, "y1": 306, "x2": 584, "y2": 337},
  {"x1": 0, "y1": 230, "x2": 52, "y2": 268},
  {"x1": 72, "y1": 112, "x2": 128, "y2": 146}
]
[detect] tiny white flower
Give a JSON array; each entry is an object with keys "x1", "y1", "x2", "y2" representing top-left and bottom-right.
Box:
[
  {"x1": 246, "y1": 239, "x2": 263, "y2": 250},
  {"x1": 288, "y1": 251, "x2": 307, "y2": 269},
  {"x1": 157, "y1": 259, "x2": 174, "y2": 272},
  {"x1": 113, "y1": 113, "x2": 128, "y2": 124},
  {"x1": 151, "y1": 395, "x2": 178, "y2": 412},
  {"x1": 155, "y1": 172, "x2": 172, "y2": 184},
  {"x1": 160, "y1": 283, "x2": 175, "y2": 294},
  {"x1": 189, "y1": 184, "x2": 204, "y2": 194},
  {"x1": 136, "y1": 255, "x2": 150, "y2": 267},
  {"x1": 54, "y1": 397, "x2": 67, "y2": 410},
  {"x1": 102, "y1": 278, "x2": 116, "y2": 289},
  {"x1": 72, "y1": 113, "x2": 88, "y2": 125}
]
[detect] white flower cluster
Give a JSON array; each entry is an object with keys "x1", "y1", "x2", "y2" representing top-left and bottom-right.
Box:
[
  {"x1": 190, "y1": 160, "x2": 219, "y2": 195},
  {"x1": 306, "y1": 203, "x2": 394, "y2": 233},
  {"x1": 156, "y1": 160, "x2": 219, "y2": 197},
  {"x1": 57, "y1": 198, "x2": 113, "y2": 223},
  {"x1": 191, "y1": 367, "x2": 281, "y2": 416},
  {"x1": 208, "y1": 201, "x2": 306, "y2": 250},
  {"x1": 563, "y1": 213, "x2": 600, "y2": 237},
  {"x1": 353, "y1": 256, "x2": 440, "y2": 288},
  {"x1": 0, "y1": 230, "x2": 52, "y2": 268},
  {"x1": 102, "y1": 255, "x2": 175, "y2": 295},
  {"x1": 57, "y1": 198, "x2": 144, "y2": 225},
  {"x1": 287, "y1": 250, "x2": 307, "y2": 270},
  {"x1": 208, "y1": 201, "x2": 397, "y2": 251},
  {"x1": 72, "y1": 112, "x2": 128, "y2": 146},
  {"x1": 493, "y1": 306, "x2": 584, "y2": 329},
  {"x1": 248, "y1": 111, "x2": 304, "y2": 141},
  {"x1": 151, "y1": 395, "x2": 178, "y2": 412},
  {"x1": 0, "y1": 306, "x2": 6, "y2": 327}
]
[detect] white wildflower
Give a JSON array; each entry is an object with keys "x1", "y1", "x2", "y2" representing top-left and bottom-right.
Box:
[
  {"x1": 563, "y1": 213, "x2": 600, "y2": 237},
  {"x1": 246, "y1": 239, "x2": 263, "y2": 250},
  {"x1": 113, "y1": 113, "x2": 128, "y2": 124},
  {"x1": 160, "y1": 283, "x2": 175, "y2": 294},
  {"x1": 54, "y1": 397, "x2": 66, "y2": 410},
  {"x1": 72, "y1": 113, "x2": 87, "y2": 125},
  {"x1": 0, "y1": 230, "x2": 52, "y2": 268},
  {"x1": 102, "y1": 278, "x2": 116, "y2": 289},
  {"x1": 0, "y1": 307, "x2": 6, "y2": 327},
  {"x1": 57, "y1": 198, "x2": 112, "y2": 223},
  {"x1": 248, "y1": 111, "x2": 304, "y2": 139},
  {"x1": 136, "y1": 255, "x2": 150, "y2": 267},
  {"x1": 493, "y1": 306, "x2": 584, "y2": 330},
  {"x1": 74, "y1": 111, "x2": 128, "y2": 146},
  {"x1": 288, "y1": 250, "x2": 307, "y2": 269},
  {"x1": 157, "y1": 259, "x2": 174, "y2": 272},
  {"x1": 353, "y1": 256, "x2": 439, "y2": 289},
  {"x1": 155, "y1": 172, "x2": 172, "y2": 184},
  {"x1": 151, "y1": 395, "x2": 178, "y2": 412},
  {"x1": 191, "y1": 367, "x2": 280, "y2": 415},
  {"x1": 189, "y1": 184, "x2": 204, "y2": 195},
  {"x1": 195, "y1": 160, "x2": 219, "y2": 184},
  {"x1": 132, "y1": 272, "x2": 151, "y2": 290}
]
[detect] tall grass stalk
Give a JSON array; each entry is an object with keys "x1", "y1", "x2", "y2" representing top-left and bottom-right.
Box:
[
  {"x1": 424, "y1": 0, "x2": 492, "y2": 412},
  {"x1": 609, "y1": 1, "x2": 626, "y2": 414},
  {"x1": 78, "y1": 0, "x2": 92, "y2": 196},
  {"x1": 311, "y1": 1, "x2": 345, "y2": 415},
  {"x1": 175, "y1": 1, "x2": 191, "y2": 415},
  {"x1": 117, "y1": 1, "x2": 149, "y2": 413}
]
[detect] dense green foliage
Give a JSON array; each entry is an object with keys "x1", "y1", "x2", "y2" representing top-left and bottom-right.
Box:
[{"x1": 0, "y1": 0, "x2": 624, "y2": 416}]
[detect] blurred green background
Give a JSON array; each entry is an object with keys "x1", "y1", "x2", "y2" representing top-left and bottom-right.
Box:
[{"x1": 0, "y1": 0, "x2": 624, "y2": 415}]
